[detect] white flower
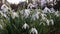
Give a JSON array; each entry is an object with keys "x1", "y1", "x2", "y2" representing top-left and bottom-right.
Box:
[
  {"x1": 20, "y1": 9, "x2": 31, "y2": 18},
  {"x1": 28, "y1": 3, "x2": 37, "y2": 9},
  {"x1": 42, "y1": 7, "x2": 51, "y2": 13},
  {"x1": 50, "y1": 8, "x2": 55, "y2": 13},
  {"x1": 24, "y1": 9, "x2": 31, "y2": 18},
  {"x1": 41, "y1": 13, "x2": 47, "y2": 20},
  {"x1": 41, "y1": 0, "x2": 47, "y2": 7},
  {"x1": 20, "y1": 10, "x2": 24, "y2": 14},
  {"x1": 22, "y1": 23, "x2": 29, "y2": 29},
  {"x1": 50, "y1": 19, "x2": 54, "y2": 25},
  {"x1": 11, "y1": 12, "x2": 19, "y2": 19},
  {"x1": 31, "y1": 12, "x2": 40, "y2": 20},
  {"x1": 27, "y1": 3, "x2": 33, "y2": 9},
  {"x1": 1, "y1": 4, "x2": 9, "y2": 13},
  {"x1": 0, "y1": 11, "x2": 8, "y2": 18},
  {"x1": 35, "y1": 12, "x2": 40, "y2": 19},
  {"x1": 29, "y1": 28, "x2": 38, "y2": 34},
  {"x1": 46, "y1": 19, "x2": 54, "y2": 25},
  {"x1": 55, "y1": 11, "x2": 59, "y2": 17}
]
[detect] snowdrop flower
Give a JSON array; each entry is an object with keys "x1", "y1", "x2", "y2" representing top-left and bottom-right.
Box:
[
  {"x1": 35, "y1": 12, "x2": 40, "y2": 19},
  {"x1": 24, "y1": 9, "x2": 31, "y2": 18},
  {"x1": 28, "y1": 3, "x2": 37, "y2": 9},
  {"x1": 41, "y1": 13, "x2": 47, "y2": 20},
  {"x1": 55, "y1": 11, "x2": 59, "y2": 17},
  {"x1": 27, "y1": 3, "x2": 33, "y2": 9},
  {"x1": 29, "y1": 28, "x2": 38, "y2": 34},
  {"x1": 46, "y1": 19, "x2": 54, "y2": 25},
  {"x1": 0, "y1": 11, "x2": 7, "y2": 17},
  {"x1": 1, "y1": 4, "x2": 9, "y2": 13},
  {"x1": 50, "y1": 8, "x2": 55, "y2": 13},
  {"x1": 11, "y1": 12, "x2": 19, "y2": 19},
  {"x1": 41, "y1": 0, "x2": 47, "y2": 7},
  {"x1": 32, "y1": 0, "x2": 37, "y2": 4},
  {"x1": 22, "y1": 23, "x2": 29, "y2": 29},
  {"x1": 31, "y1": 12, "x2": 40, "y2": 20},
  {"x1": 50, "y1": 19, "x2": 54, "y2": 25},
  {"x1": 20, "y1": 10, "x2": 24, "y2": 14},
  {"x1": 0, "y1": 11, "x2": 9, "y2": 20},
  {"x1": 42, "y1": 7, "x2": 51, "y2": 13},
  {"x1": 20, "y1": 9, "x2": 31, "y2": 18}
]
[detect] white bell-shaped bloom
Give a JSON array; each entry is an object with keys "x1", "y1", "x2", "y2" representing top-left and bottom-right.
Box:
[
  {"x1": 42, "y1": 7, "x2": 51, "y2": 13},
  {"x1": 41, "y1": 0, "x2": 47, "y2": 7},
  {"x1": 24, "y1": 9, "x2": 31, "y2": 18},
  {"x1": 32, "y1": 0, "x2": 38, "y2": 5},
  {"x1": 28, "y1": 3, "x2": 37, "y2": 9},
  {"x1": 11, "y1": 12, "x2": 19, "y2": 19},
  {"x1": 50, "y1": 19, "x2": 54, "y2": 25},
  {"x1": 20, "y1": 9, "x2": 31, "y2": 18},
  {"x1": 29, "y1": 28, "x2": 38, "y2": 34},
  {"x1": 35, "y1": 12, "x2": 40, "y2": 19},
  {"x1": 31, "y1": 12, "x2": 40, "y2": 20},
  {"x1": 20, "y1": 10, "x2": 24, "y2": 14},
  {"x1": 41, "y1": 13, "x2": 47, "y2": 20},
  {"x1": 32, "y1": 0, "x2": 36, "y2": 4},
  {"x1": 1, "y1": 4, "x2": 9, "y2": 13},
  {"x1": 46, "y1": 19, "x2": 54, "y2": 25},
  {"x1": 50, "y1": 8, "x2": 55, "y2": 13},
  {"x1": 22, "y1": 23, "x2": 29, "y2": 29},
  {"x1": 55, "y1": 11, "x2": 59, "y2": 17},
  {"x1": 27, "y1": 3, "x2": 33, "y2": 9},
  {"x1": 0, "y1": 11, "x2": 8, "y2": 18}
]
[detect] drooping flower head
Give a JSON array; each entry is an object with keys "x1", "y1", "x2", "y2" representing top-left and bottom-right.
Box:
[
  {"x1": 29, "y1": 28, "x2": 38, "y2": 34},
  {"x1": 1, "y1": 4, "x2": 9, "y2": 13},
  {"x1": 11, "y1": 12, "x2": 19, "y2": 19},
  {"x1": 22, "y1": 23, "x2": 29, "y2": 29}
]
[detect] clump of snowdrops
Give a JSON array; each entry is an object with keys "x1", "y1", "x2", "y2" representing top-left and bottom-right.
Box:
[{"x1": 0, "y1": 8, "x2": 60, "y2": 34}]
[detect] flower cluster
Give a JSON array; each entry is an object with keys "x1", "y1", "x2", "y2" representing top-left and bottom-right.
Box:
[{"x1": 0, "y1": 4, "x2": 60, "y2": 34}]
